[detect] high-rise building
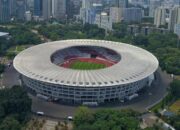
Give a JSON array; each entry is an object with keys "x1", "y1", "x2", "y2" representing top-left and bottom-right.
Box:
[
  {"x1": 42, "y1": 0, "x2": 52, "y2": 20},
  {"x1": 16, "y1": 0, "x2": 27, "y2": 20},
  {"x1": 110, "y1": 7, "x2": 123, "y2": 23},
  {"x1": 154, "y1": 6, "x2": 170, "y2": 27},
  {"x1": 174, "y1": 24, "x2": 180, "y2": 38},
  {"x1": 119, "y1": 0, "x2": 128, "y2": 8},
  {"x1": 71, "y1": 0, "x2": 81, "y2": 15},
  {"x1": 123, "y1": 8, "x2": 142, "y2": 23},
  {"x1": 66, "y1": 0, "x2": 81, "y2": 18},
  {"x1": 26, "y1": 0, "x2": 34, "y2": 10},
  {"x1": 0, "y1": 0, "x2": 27, "y2": 22},
  {"x1": 34, "y1": 0, "x2": 42, "y2": 17},
  {"x1": 168, "y1": 6, "x2": 180, "y2": 31},
  {"x1": 94, "y1": 12, "x2": 112, "y2": 31},
  {"x1": 0, "y1": 0, "x2": 11, "y2": 22},
  {"x1": 82, "y1": 0, "x2": 92, "y2": 9},
  {"x1": 149, "y1": 0, "x2": 161, "y2": 17},
  {"x1": 52, "y1": 0, "x2": 66, "y2": 19}
]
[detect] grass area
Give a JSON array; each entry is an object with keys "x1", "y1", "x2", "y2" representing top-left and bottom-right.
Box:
[
  {"x1": 5, "y1": 45, "x2": 32, "y2": 59},
  {"x1": 169, "y1": 99, "x2": 180, "y2": 114},
  {"x1": 7, "y1": 45, "x2": 33, "y2": 53},
  {"x1": 70, "y1": 61, "x2": 106, "y2": 70},
  {"x1": 175, "y1": 75, "x2": 180, "y2": 80}
]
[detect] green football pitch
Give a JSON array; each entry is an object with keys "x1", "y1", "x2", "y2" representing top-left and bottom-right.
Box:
[{"x1": 70, "y1": 61, "x2": 106, "y2": 70}]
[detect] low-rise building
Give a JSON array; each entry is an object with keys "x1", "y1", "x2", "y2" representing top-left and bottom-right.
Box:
[{"x1": 128, "y1": 25, "x2": 169, "y2": 36}]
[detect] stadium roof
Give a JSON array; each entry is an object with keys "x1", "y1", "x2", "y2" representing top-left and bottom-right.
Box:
[
  {"x1": 0, "y1": 32, "x2": 9, "y2": 37},
  {"x1": 13, "y1": 39, "x2": 159, "y2": 87}
]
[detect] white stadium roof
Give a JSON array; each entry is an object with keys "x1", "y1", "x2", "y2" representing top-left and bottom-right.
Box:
[
  {"x1": 0, "y1": 32, "x2": 9, "y2": 37},
  {"x1": 13, "y1": 39, "x2": 159, "y2": 87}
]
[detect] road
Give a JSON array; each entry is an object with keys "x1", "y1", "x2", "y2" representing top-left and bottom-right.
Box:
[{"x1": 2, "y1": 66, "x2": 172, "y2": 119}]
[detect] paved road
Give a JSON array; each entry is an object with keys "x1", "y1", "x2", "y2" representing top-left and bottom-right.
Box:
[
  {"x1": 2, "y1": 65, "x2": 19, "y2": 88},
  {"x1": 2, "y1": 66, "x2": 172, "y2": 119}
]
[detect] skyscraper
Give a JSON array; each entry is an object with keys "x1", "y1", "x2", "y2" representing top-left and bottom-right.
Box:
[
  {"x1": 42, "y1": 0, "x2": 52, "y2": 20},
  {"x1": 34, "y1": 0, "x2": 42, "y2": 16},
  {"x1": 52, "y1": 0, "x2": 66, "y2": 19},
  {"x1": 110, "y1": 7, "x2": 123, "y2": 23},
  {"x1": 82, "y1": 0, "x2": 92, "y2": 9},
  {"x1": 119, "y1": 0, "x2": 128, "y2": 8},
  {"x1": 149, "y1": 0, "x2": 161, "y2": 17},
  {"x1": 168, "y1": 6, "x2": 180, "y2": 31},
  {"x1": 154, "y1": 6, "x2": 170, "y2": 28},
  {"x1": 26, "y1": 0, "x2": 34, "y2": 10},
  {"x1": 16, "y1": 0, "x2": 27, "y2": 20},
  {"x1": 0, "y1": 0, "x2": 11, "y2": 22}
]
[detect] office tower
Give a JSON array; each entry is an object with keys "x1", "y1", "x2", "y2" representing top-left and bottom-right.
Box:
[
  {"x1": 154, "y1": 6, "x2": 170, "y2": 27},
  {"x1": 174, "y1": 24, "x2": 180, "y2": 37},
  {"x1": 16, "y1": 0, "x2": 27, "y2": 20},
  {"x1": 119, "y1": 0, "x2": 128, "y2": 8},
  {"x1": 34, "y1": 0, "x2": 42, "y2": 16},
  {"x1": 110, "y1": 7, "x2": 123, "y2": 23},
  {"x1": 123, "y1": 8, "x2": 142, "y2": 23},
  {"x1": 52, "y1": 0, "x2": 66, "y2": 19},
  {"x1": 94, "y1": 12, "x2": 112, "y2": 31},
  {"x1": 149, "y1": 0, "x2": 161, "y2": 17},
  {"x1": 82, "y1": 0, "x2": 92, "y2": 9},
  {"x1": 66, "y1": 0, "x2": 74, "y2": 18},
  {"x1": 0, "y1": 0, "x2": 11, "y2": 22},
  {"x1": 71, "y1": 0, "x2": 81, "y2": 15},
  {"x1": 10, "y1": 0, "x2": 16, "y2": 17},
  {"x1": 42, "y1": 0, "x2": 52, "y2": 20},
  {"x1": 26, "y1": 0, "x2": 34, "y2": 10},
  {"x1": 169, "y1": 6, "x2": 180, "y2": 31}
]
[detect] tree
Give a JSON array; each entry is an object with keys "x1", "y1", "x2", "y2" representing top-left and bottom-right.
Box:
[
  {"x1": 73, "y1": 106, "x2": 94, "y2": 127},
  {"x1": 112, "y1": 23, "x2": 128, "y2": 38},
  {"x1": 0, "y1": 117, "x2": 21, "y2": 130},
  {"x1": 73, "y1": 107, "x2": 140, "y2": 130},
  {"x1": 170, "y1": 80, "x2": 180, "y2": 98},
  {"x1": 0, "y1": 86, "x2": 32, "y2": 123},
  {"x1": 132, "y1": 34, "x2": 149, "y2": 46}
]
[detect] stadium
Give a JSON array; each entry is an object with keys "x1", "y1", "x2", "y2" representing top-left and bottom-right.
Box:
[{"x1": 13, "y1": 39, "x2": 159, "y2": 105}]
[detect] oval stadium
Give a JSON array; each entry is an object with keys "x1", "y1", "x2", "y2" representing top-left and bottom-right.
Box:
[{"x1": 13, "y1": 39, "x2": 159, "y2": 105}]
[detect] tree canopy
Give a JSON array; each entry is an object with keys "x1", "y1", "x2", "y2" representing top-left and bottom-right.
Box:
[
  {"x1": 73, "y1": 107, "x2": 140, "y2": 130},
  {"x1": 0, "y1": 86, "x2": 32, "y2": 129},
  {"x1": 170, "y1": 80, "x2": 180, "y2": 99}
]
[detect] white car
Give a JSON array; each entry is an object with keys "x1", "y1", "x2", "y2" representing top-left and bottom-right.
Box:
[
  {"x1": 67, "y1": 116, "x2": 73, "y2": 121},
  {"x1": 36, "y1": 111, "x2": 44, "y2": 116}
]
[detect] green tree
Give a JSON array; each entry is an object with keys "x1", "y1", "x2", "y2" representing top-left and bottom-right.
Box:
[
  {"x1": 170, "y1": 80, "x2": 180, "y2": 98},
  {"x1": 132, "y1": 34, "x2": 149, "y2": 46},
  {"x1": 0, "y1": 117, "x2": 21, "y2": 130},
  {"x1": 73, "y1": 106, "x2": 94, "y2": 127},
  {"x1": 0, "y1": 86, "x2": 32, "y2": 123},
  {"x1": 73, "y1": 107, "x2": 140, "y2": 130}
]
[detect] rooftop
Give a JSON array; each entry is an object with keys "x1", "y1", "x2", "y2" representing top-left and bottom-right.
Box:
[{"x1": 13, "y1": 39, "x2": 159, "y2": 87}]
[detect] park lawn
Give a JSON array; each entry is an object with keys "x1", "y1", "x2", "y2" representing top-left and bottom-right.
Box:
[
  {"x1": 16, "y1": 45, "x2": 26, "y2": 52},
  {"x1": 169, "y1": 99, "x2": 180, "y2": 114},
  {"x1": 7, "y1": 45, "x2": 31, "y2": 54},
  {"x1": 70, "y1": 61, "x2": 106, "y2": 70}
]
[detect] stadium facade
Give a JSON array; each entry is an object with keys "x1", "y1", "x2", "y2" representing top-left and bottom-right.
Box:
[{"x1": 14, "y1": 39, "x2": 159, "y2": 105}]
